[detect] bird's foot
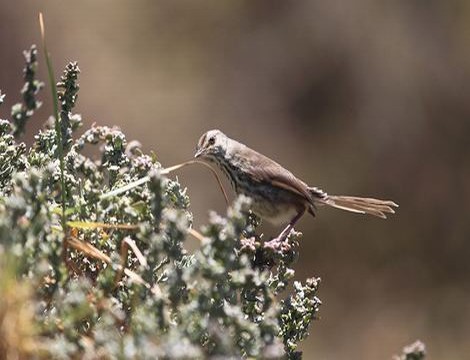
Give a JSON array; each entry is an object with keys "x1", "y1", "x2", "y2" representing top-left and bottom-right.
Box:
[{"x1": 264, "y1": 229, "x2": 292, "y2": 252}]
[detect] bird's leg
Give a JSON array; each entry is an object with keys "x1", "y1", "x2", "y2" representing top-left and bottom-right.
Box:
[{"x1": 265, "y1": 210, "x2": 305, "y2": 250}]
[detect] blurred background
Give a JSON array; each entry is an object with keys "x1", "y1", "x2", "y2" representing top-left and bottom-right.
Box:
[{"x1": 1, "y1": 1, "x2": 469, "y2": 358}]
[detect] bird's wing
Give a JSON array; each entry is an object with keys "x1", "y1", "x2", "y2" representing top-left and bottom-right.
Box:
[{"x1": 238, "y1": 146, "x2": 313, "y2": 202}]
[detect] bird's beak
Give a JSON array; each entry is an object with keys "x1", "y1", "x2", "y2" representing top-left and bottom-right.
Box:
[{"x1": 194, "y1": 148, "x2": 203, "y2": 158}]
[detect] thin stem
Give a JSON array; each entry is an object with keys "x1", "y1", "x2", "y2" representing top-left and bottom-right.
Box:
[{"x1": 39, "y1": 13, "x2": 68, "y2": 261}]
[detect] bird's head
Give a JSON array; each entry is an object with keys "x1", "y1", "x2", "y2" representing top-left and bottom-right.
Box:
[{"x1": 194, "y1": 129, "x2": 228, "y2": 161}]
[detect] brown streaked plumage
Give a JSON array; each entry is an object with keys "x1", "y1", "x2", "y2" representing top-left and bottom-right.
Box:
[{"x1": 195, "y1": 129, "x2": 398, "y2": 241}]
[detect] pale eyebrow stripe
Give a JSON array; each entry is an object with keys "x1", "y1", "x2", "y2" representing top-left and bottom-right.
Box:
[{"x1": 198, "y1": 133, "x2": 207, "y2": 148}]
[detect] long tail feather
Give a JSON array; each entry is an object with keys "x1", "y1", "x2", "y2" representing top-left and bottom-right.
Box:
[{"x1": 319, "y1": 195, "x2": 399, "y2": 219}]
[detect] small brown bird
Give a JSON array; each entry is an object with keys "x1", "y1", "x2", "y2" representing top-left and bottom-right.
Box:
[{"x1": 195, "y1": 129, "x2": 398, "y2": 242}]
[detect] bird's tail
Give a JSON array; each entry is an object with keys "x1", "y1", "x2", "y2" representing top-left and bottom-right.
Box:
[{"x1": 313, "y1": 191, "x2": 398, "y2": 219}]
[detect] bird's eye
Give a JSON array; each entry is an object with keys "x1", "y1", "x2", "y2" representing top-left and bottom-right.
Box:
[{"x1": 208, "y1": 136, "x2": 215, "y2": 146}]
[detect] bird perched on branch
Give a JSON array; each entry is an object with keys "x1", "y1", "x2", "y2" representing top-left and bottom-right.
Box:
[{"x1": 195, "y1": 129, "x2": 398, "y2": 242}]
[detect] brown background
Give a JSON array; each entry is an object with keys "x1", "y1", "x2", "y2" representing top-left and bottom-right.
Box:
[{"x1": 1, "y1": 1, "x2": 469, "y2": 359}]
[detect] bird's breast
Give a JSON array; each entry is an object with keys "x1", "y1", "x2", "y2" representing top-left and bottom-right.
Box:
[{"x1": 214, "y1": 159, "x2": 306, "y2": 224}]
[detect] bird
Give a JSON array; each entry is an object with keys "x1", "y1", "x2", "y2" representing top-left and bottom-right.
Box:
[{"x1": 194, "y1": 129, "x2": 398, "y2": 242}]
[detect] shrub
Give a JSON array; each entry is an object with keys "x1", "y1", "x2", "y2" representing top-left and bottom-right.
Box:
[{"x1": 0, "y1": 44, "x2": 321, "y2": 359}]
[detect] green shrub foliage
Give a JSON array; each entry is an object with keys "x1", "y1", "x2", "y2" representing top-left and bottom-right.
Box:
[{"x1": 0, "y1": 45, "x2": 322, "y2": 359}]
